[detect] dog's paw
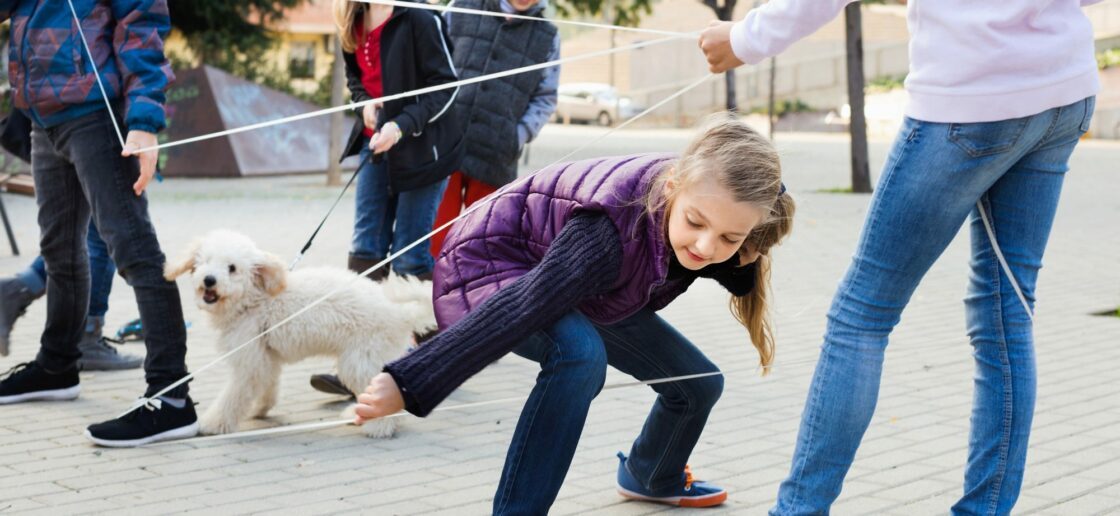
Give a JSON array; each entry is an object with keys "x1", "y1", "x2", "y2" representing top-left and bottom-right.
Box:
[
  {"x1": 359, "y1": 419, "x2": 397, "y2": 439},
  {"x1": 198, "y1": 416, "x2": 238, "y2": 435}
]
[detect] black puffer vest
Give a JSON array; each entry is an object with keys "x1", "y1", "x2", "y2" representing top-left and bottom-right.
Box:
[{"x1": 448, "y1": 0, "x2": 557, "y2": 187}]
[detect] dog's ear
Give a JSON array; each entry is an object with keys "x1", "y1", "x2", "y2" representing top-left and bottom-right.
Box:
[
  {"x1": 253, "y1": 252, "x2": 287, "y2": 296},
  {"x1": 164, "y1": 240, "x2": 200, "y2": 281}
]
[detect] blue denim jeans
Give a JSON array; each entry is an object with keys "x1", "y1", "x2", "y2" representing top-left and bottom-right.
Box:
[
  {"x1": 771, "y1": 96, "x2": 1095, "y2": 516},
  {"x1": 26, "y1": 220, "x2": 116, "y2": 319},
  {"x1": 351, "y1": 140, "x2": 447, "y2": 276},
  {"x1": 30, "y1": 108, "x2": 189, "y2": 397},
  {"x1": 494, "y1": 309, "x2": 724, "y2": 515}
]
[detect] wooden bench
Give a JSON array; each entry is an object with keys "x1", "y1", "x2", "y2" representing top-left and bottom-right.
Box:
[
  {"x1": 0, "y1": 171, "x2": 32, "y2": 255},
  {"x1": 0, "y1": 173, "x2": 33, "y2": 196}
]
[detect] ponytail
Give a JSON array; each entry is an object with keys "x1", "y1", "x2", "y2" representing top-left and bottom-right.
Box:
[{"x1": 730, "y1": 191, "x2": 795, "y2": 374}]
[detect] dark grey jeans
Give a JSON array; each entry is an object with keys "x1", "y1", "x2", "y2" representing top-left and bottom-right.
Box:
[{"x1": 31, "y1": 108, "x2": 188, "y2": 398}]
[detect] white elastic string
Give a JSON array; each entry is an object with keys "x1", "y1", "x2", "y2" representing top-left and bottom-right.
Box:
[
  {"x1": 150, "y1": 349, "x2": 894, "y2": 447},
  {"x1": 345, "y1": 74, "x2": 714, "y2": 311},
  {"x1": 133, "y1": 36, "x2": 688, "y2": 154},
  {"x1": 601, "y1": 371, "x2": 722, "y2": 390},
  {"x1": 65, "y1": 0, "x2": 126, "y2": 148},
  {"x1": 523, "y1": 74, "x2": 716, "y2": 171},
  {"x1": 122, "y1": 74, "x2": 715, "y2": 418},
  {"x1": 148, "y1": 371, "x2": 725, "y2": 446},
  {"x1": 356, "y1": 0, "x2": 696, "y2": 39},
  {"x1": 976, "y1": 199, "x2": 1034, "y2": 319}
]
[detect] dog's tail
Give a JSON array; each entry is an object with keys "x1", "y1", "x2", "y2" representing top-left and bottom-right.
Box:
[{"x1": 381, "y1": 274, "x2": 438, "y2": 337}]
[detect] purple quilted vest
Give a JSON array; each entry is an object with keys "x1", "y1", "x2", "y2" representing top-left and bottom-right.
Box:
[{"x1": 433, "y1": 153, "x2": 691, "y2": 329}]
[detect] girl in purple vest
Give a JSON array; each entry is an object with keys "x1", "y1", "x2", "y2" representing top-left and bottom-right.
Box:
[{"x1": 356, "y1": 115, "x2": 795, "y2": 513}]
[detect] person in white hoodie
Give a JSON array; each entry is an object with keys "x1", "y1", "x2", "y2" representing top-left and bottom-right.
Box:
[{"x1": 700, "y1": 1, "x2": 1100, "y2": 514}]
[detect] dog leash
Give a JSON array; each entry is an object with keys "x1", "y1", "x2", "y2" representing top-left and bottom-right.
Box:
[
  {"x1": 123, "y1": 74, "x2": 716, "y2": 418},
  {"x1": 288, "y1": 152, "x2": 372, "y2": 271}
]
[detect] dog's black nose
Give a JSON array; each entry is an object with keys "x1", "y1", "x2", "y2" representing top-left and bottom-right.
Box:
[{"x1": 203, "y1": 275, "x2": 216, "y2": 288}]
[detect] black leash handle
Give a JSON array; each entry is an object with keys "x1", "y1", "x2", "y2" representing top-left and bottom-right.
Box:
[{"x1": 288, "y1": 152, "x2": 373, "y2": 271}]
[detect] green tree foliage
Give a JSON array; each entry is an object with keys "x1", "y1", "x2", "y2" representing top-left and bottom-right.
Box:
[
  {"x1": 168, "y1": 1, "x2": 329, "y2": 104},
  {"x1": 552, "y1": 0, "x2": 653, "y2": 28}
]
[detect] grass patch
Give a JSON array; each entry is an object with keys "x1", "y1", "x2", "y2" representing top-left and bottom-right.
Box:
[
  {"x1": 1090, "y1": 307, "x2": 1120, "y2": 318},
  {"x1": 817, "y1": 186, "x2": 854, "y2": 194},
  {"x1": 1099, "y1": 48, "x2": 1120, "y2": 70},
  {"x1": 866, "y1": 74, "x2": 906, "y2": 94},
  {"x1": 749, "y1": 99, "x2": 814, "y2": 118}
]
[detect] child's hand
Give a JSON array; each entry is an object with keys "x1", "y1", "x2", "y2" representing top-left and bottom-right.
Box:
[
  {"x1": 353, "y1": 372, "x2": 405, "y2": 424},
  {"x1": 122, "y1": 130, "x2": 159, "y2": 196},
  {"x1": 699, "y1": 21, "x2": 744, "y2": 73},
  {"x1": 369, "y1": 121, "x2": 402, "y2": 155}
]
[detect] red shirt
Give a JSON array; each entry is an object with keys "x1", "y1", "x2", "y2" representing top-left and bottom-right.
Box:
[{"x1": 355, "y1": 18, "x2": 388, "y2": 137}]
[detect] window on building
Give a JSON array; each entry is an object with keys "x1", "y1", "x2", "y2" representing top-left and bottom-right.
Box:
[{"x1": 289, "y1": 42, "x2": 316, "y2": 79}]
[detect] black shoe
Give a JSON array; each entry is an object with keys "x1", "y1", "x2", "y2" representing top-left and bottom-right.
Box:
[
  {"x1": 309, "y1": 373, "x2": 354, "y2": 398},
  {"x1": 0, "y1": 362, "x2": 80, "y2": 404},
  {"x1": 348, "y1": 255, "x2": 389, "y2": 282},
  {"x1": 0, "y1": 278, "x2": 42, "y2": 357},
  {"x1": 78, "y1": 338, "x2": 143, "y2": 371},
  {"x1": 85, "y1": 396, "x2": 199, "y2": 447}
]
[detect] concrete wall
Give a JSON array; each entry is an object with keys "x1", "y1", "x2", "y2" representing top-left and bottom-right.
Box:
[{"x1": 626, "y1": 39, "x2": 910, "y2": 126}]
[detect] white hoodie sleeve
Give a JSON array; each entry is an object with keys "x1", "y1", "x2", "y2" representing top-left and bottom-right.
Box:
[{"x1": 730, "y1": 0, "x2": 858, "y2": 65}]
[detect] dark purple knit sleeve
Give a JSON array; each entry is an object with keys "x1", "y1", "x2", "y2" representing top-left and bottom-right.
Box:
[{"x1": 383, "y1": 213, "x2": 624, "y2": 417}]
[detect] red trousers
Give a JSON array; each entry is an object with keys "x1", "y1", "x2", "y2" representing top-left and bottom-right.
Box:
[{"x1": 430, "y1": 171, "x2": 498, "y2": 259}]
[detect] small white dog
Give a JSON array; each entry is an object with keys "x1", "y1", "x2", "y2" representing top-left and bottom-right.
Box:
[{"x1": 164, "y1": 229, "x2": 435, "y2": 438}]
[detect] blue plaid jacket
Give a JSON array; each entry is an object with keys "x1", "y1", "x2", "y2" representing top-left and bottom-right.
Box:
[{"x1": 1, "y1": 0, "x2": 173, "y2": 132}]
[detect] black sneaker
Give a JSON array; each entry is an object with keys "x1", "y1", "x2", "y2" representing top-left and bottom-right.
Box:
[
  {"x1": 309, "y1": 373, "x2": 355, "y2": 398},
  {"x1": 0, "y1": 362, "x2": 80, "y2": 404},
  {"x1": 85, "y1": 397, "x2": 199, "y2": 447}
]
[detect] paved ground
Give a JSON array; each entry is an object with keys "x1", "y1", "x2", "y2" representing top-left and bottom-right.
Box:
[{"x1": 0, "y1": 124, "x2": 1117, "y2": 515}]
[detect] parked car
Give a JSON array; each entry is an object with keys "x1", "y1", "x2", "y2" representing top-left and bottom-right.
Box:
[{"x1": 554, "y1": 83, "x2": 641, "y2": 126}]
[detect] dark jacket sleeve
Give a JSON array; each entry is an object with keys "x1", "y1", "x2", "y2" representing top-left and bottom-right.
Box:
[
  {"x1": 343, "y1": 52, "x2": 373, "y2": 105},
  {"x1": 383, "y1": 213, "x2": 624, "y2": 417},
  {"x1": 392, "y1": 10, "x2": 458, "y2": 137}
]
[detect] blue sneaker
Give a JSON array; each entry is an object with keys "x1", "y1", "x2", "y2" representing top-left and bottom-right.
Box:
[{"x1": 615, "y1": 451, "x2": 727, "y2": 507}]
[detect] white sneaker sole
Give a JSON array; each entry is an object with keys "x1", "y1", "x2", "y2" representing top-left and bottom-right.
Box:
[
  {"x1": 617, "y1": 485, "x2": 728, "y2": 507},
  {"x1": 0, "y1": 385, "x2": 80, "y2": 404},
  {"x1": 84, "y1": 421, "x2": 200, "y2": 448}
]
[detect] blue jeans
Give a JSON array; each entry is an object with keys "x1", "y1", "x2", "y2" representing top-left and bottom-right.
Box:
[
  {"x1": 25, "y1": 220, "x2": 116, "y2": 319},
  {"x1": 351, "y1": 141, "x2": 447, "y2": 276},
  {"x1": 495, "y1": 309, "x2": 724, "y2": 515},
  {"x1": 30, "y1": 108, "x2": 189, "y2": 397},
  {"x1": 771, "y1": 97, "x2": 1095, "y2": 516}
]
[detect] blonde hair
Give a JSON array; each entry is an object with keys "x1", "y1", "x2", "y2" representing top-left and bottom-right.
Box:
[
  {"x1": 332, "y1": 0, "x2": 363, "y2": 53},
  {"x1": 646, "y1": 113, "x2": 796, "y2": 373}
]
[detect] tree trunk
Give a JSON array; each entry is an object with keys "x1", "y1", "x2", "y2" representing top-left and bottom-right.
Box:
[
  {"x1": 768, "y1": 56, "x2": 776, "y2": 140},
  {"x1": 326, "y1": 36, "x2": 345, "y2": 186},
  {"x1": 719, "y1": 4, "x2": 738, "y2": 112},
  {"x1": 844, "y1": 3, "x2": 872, "y2": 194}
]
